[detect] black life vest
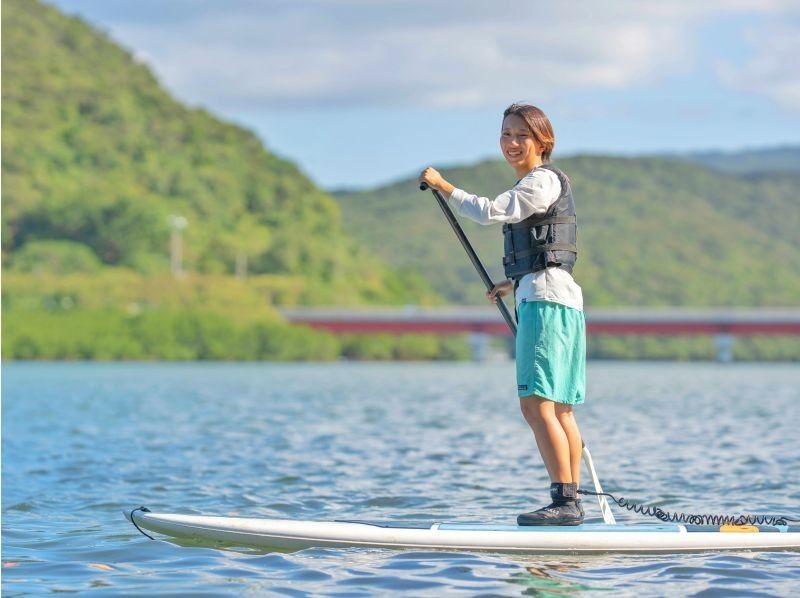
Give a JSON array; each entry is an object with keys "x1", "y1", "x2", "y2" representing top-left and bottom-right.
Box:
[{"x1": 502, "y1": 164, "x2": 577, "y2": 280}]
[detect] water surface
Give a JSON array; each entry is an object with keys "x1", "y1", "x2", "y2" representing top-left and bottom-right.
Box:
[{"x1": 3, "y1": 362, "x2": 799, "y2": 595}]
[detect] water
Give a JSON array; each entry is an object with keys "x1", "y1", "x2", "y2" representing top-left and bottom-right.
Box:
[{"x1": 3, "y1": 361, "x2": 799, "y2": 596}]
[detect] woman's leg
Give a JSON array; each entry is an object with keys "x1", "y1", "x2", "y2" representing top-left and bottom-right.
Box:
[
  {"x1": 518, "y1": 395, "x2": 584, "y2": 525},
  {"x1": 554, "y1": 404, "x2": 582, "y2": 486},
  {"x1": 514, "y1": 301, "x2": 585, "y2": 525},
  {"x1": 519, "y1": 395, "x2": 573, "y2": 482}
]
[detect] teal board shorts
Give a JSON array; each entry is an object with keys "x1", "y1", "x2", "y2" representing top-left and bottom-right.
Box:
[{"x1": 516, "y1": 300, "x2": 586, "y2": 405}]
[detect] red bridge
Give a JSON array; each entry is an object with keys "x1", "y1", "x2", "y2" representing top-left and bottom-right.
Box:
[{"x1": 282, "y1": 307, "x2": 800, "y2": 361}]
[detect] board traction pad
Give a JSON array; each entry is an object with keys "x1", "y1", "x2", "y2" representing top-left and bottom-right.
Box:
[{"x1": 337, "y1": 520, "x2": 795, "y2": 533}]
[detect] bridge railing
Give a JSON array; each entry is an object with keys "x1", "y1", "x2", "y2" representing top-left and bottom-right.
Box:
[
  {"x1": 282, "y1": 307, "x2": 800, "y2": 335},
  {"x1": 282, "y1": 307, "x2": 800, "y2": 362}
]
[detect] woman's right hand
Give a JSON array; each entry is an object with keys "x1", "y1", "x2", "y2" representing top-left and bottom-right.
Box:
[
  {"x1": 486, "y1": 279, "x2": 513, "y2": 303},
  {"x1": 418, "y1": 167, "x2": 455, "y2": 196}
]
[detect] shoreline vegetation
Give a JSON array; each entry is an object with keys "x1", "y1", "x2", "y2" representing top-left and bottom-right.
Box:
[
  {"x1": 2, "y1": 1, "x2": 798, "y2": 362},
  {"x1": 3, "y1": 309, "x2": 798, "y2": 362},
  {"x1": 3, "y1": 270, "x2": 797, "y2": 362},
  {"x1": 1, "y1": 270, "x2": 469, "y2": 362}
]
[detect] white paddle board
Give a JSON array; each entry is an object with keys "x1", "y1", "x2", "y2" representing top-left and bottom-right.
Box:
[{"x1": 125, "y1": 509, "x2": 800, "y2": 554}]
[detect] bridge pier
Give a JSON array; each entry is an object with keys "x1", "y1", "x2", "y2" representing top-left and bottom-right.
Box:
[
  {"x1": 714, "y1": 334, "x2": 735, "y2": 363},
  {"x1": 468, "y1": 333, "x2": 490, "y2": 362}
]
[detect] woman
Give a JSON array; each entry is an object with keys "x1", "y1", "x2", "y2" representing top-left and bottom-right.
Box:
[{"x1": 418, "y1": 103, "x2": 586, "y2": 526}]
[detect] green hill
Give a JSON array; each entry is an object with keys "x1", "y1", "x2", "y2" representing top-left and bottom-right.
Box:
[
  {"x1": 2, "y1": 0, "x2": 796, "y2": 361},
  {"x1": 334, "y1": 155, "x2": 800, "y2": 307},
  {"x1": 1, "y1": 0, "x2": 434, "y2": 306},
  {"x1": 0, "y1": 0, "x2": 456, "y2": 361}
]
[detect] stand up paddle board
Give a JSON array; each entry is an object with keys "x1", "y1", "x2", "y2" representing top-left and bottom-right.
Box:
[{"x1": 125, "y1": 509, "x2": 800, "y2": 554}]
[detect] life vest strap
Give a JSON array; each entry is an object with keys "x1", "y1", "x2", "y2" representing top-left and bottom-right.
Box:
[
  {"x1": 505, "y1": 242, "x2": 578, "y2": 261},
  {"x1": 508, "y1": 215, "x2": 576, "y2": 229}
]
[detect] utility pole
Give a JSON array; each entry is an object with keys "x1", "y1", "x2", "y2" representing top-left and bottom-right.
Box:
[
  {"x1": 168, "y1": 214, "x2": 188, "y2": 278},
  {"x1": 235, "y1": 251, "x2": 247, "y2": 280}
]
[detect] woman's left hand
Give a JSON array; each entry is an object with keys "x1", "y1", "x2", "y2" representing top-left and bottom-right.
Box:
[
  {"x1": 418, "y1": 167, "x2": 454, "y2": 196},
  {"x1": 486, "y1": 279, "x2": 513, "y2": 303}
]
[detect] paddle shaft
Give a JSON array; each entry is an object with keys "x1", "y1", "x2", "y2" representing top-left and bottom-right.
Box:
[{"x1": 420, "y1": 184, "x2": 517, "y2": 336}]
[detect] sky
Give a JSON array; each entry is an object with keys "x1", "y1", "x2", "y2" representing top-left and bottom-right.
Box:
[{"x1": 48, "y1": 0, "x2": 800, "y2": 189}]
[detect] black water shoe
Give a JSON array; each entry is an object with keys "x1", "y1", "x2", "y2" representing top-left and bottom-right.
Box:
[{"x1": 517, "y1": 482, "x2": 584, "y2": 526}]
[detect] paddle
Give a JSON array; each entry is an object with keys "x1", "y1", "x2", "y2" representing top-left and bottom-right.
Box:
[
  {"x1": 420, "y1": 182, "x2": 616, "y2": 525},
  {"x1": 419, "y1": 183, "x2": 517, "y2": 335},
  {"x1": 581, "y1": 444, "x2": 617, "y2": 524}
]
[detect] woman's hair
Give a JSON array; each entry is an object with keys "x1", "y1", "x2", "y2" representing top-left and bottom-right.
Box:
[{"x1": 503, "y1": 103, "x2": 555, "y2": 162}]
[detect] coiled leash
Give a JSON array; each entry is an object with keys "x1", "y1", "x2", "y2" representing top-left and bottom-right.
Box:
[
  {"x1": 578, "y1": 489, "x2": 799, "y2": 526},
  {"x1": 129, "y1": 506, "x2": 155, "y2": 540}
]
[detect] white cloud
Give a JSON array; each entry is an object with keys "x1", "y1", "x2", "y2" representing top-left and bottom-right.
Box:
[
  {"x1": 93, "y1": 0, "x2": 799, "y2": 110},
  {"x1": 718, "y1": 25, "x2": 800, "y2": 111}
]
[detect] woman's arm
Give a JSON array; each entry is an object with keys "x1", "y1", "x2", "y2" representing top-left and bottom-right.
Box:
[{"x1": 419, "y1": 167, "x2": 561, "y2": 225}]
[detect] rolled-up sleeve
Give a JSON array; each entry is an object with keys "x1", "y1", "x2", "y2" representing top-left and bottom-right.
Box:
[{"x1": 448, "y1": 169, "x2": 561, "y2": 225}]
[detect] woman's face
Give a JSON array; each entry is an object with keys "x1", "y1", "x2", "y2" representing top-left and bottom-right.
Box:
[{"x1": 500, "y1": 114, "x2": 541, "y2": 173}]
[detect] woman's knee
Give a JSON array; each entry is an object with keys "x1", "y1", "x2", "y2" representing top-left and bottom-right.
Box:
[
  {"x1": 554, "y1": 405, "x2": 580, "y2": 433},
  {"x1": 519, "y1": 395, "x2": 554, "y2": 423},
  {"x1": 554, "y1": 404, "x2": 574, "y2": 420}
]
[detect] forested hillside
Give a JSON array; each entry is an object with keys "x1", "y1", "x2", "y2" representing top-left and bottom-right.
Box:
[
  {"x1": 1, "y1": 0, "x2": 433, "y2": 305},
  {"x1": 2, "y1": 0, "x2": 796, "y2": 361},
  {"x1": 334, "y1": 156, "x2": 800, "y2": 307},
  {"x1": 1, "y1": 0, "x2": 448, "y2": 361}
]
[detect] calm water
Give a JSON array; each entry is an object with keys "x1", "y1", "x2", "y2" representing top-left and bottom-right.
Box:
[{"x1": 3, "y1": 362, "x2": 799, "y2": 596}]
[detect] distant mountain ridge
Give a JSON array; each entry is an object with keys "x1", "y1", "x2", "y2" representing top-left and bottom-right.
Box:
[
  {"x1": 334, "y1": 153, "x2": 800, "y2": 307},
  {"x1": 329, "y1": 145, "x2": 800, "y2": 196},
  {"x1": 680, "y1": 145, "x2": 800, "y2": 176}
]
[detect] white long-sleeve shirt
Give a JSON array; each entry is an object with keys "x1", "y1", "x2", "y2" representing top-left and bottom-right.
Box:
[{"x1": 448, "y1": 167, "x2": 584, "y2": 311}]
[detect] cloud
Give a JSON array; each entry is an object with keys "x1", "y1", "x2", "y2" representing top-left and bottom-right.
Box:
[
  {"x1": 718, "y1": 24, "x2": 800, "y2": 111},
  {"x1": 80, "y1": 0, "x2": 799, "y2": 110}
]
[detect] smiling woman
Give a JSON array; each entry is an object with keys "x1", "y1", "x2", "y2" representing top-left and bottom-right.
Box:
[{"x1": 419, "y1": 104, "x2": 587, "y2": 526}]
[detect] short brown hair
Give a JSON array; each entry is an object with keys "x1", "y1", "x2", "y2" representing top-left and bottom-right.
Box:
[{"x1": 503, "y1": 104, "x2": 555, "y2": 162}]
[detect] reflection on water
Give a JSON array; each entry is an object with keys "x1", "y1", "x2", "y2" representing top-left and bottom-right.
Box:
[
  {"x1": 509, "y1": 561, "x2": 606, "y2": 596},
  {"x1": 2, "y1": 361, "x2": 799, "y2": 596}
]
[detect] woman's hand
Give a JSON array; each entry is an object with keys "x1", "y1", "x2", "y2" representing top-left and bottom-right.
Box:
[
  {"x1": 418, "y1": 167, "x2": 455, "y2": 196},
  {"x1": 486, "y1": 279, "x2": 513, "y2": 303}
]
